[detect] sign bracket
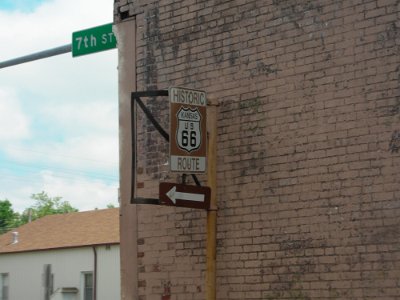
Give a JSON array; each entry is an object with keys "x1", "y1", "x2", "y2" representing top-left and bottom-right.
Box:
[{"x1": 130, "y1": 90, "x2": 202, "y2": 206}]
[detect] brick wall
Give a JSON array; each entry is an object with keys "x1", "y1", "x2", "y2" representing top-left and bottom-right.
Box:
[{"x1": 115, "y1": 0, "x2": 400, "y2": 299}]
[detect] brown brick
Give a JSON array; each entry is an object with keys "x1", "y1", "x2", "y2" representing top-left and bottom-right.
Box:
[{"x1": 115, "y1": 0, "x2": 400, "y2": 299}]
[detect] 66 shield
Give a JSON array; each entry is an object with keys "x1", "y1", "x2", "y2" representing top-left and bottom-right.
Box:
[{"x1": 176, "y1": 107, "x2": 202, "y2": 152}]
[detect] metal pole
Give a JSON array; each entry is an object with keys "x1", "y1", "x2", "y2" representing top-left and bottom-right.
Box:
[
  {"x1": 206, "y1": 100, "x2": 218, "y2": 300},
  {"x1": 0, "y1": 44, "x2": 71, "y2": 69}
]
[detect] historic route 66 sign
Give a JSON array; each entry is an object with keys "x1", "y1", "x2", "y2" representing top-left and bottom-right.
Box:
[
  {"x1": 169, "y1": 87, "x2": 207, "y2": 173},
  {"x1": 176, "y1": 107, "x2": 202, "y2": 152}
]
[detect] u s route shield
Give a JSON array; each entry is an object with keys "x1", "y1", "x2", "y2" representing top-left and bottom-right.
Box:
[
  {"x1": 176, "y1": 107, "x2": 202, "y2": 152},
  {"x1": 169, "y1": 87, "x2": 207, "y2": 173}
]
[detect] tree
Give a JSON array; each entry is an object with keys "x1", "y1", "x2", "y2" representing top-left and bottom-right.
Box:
[
  {"x1": 1, "y1": 192, "x2": 79, "y2": 232},
  {"x1": 0, "y1": 199, "x2": 18, "y2": 234},
  {"x1": 19, "y1": 191, "x2": 78, "y2": 224}
]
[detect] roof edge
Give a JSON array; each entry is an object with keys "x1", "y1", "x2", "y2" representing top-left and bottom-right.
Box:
[{"x1": 0, "y1": 242, "x2": 120, "y2": 255}]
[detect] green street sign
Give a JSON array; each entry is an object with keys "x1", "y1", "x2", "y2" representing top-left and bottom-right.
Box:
[{"x1": 72, "y1": 23, "x2": 116, "y2": 57}]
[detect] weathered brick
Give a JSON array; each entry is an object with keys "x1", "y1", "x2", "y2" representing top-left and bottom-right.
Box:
[{"x1": 115, "y1": 0, "x2": 400, "y2": 299}]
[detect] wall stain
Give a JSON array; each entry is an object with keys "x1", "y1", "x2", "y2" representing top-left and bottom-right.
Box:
[
  {"x1": 389, "y1": 130, "x2": 400, "y2": 153},
  {"x1": 377, "y1": 22, "x2": 400, "y2": 53},
  {"x1": 144, "y1": 6, "x2": 161, "y2": 89},
  {"x1": 251, "y1": 62, "x2": 280, "y2": 77}
]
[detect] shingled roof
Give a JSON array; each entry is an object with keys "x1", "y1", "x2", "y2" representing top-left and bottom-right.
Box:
[{"x1": 0, "y1": 208, "x2": 119, "y2": 254}]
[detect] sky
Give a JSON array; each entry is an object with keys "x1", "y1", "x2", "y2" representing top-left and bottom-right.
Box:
[{"x1": 0, "y1": 0, "x2": 119, "y2": 212}]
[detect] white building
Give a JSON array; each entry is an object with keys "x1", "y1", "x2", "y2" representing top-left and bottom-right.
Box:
[{"x1": 0, "y1": 208, "x2": 120, "y2": 300}]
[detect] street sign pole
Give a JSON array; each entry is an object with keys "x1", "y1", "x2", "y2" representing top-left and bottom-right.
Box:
[
  {"x1": 0, "y1": 22, "x2": 117, "y2": 69},
  {"x1": 206, "y1": 101, "x2": 218, "y2": 300},
  {"x1": 0, "y1": 44, "x2": 71, "y2": 69}
]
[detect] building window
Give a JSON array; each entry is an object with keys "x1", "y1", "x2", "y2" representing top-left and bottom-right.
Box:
[
  {"x1": 82, "y1": 272, "x2": 93, "y2": 300},
  {"x1": 0, "y1": 273, "x2": 9, "y2": 300}
]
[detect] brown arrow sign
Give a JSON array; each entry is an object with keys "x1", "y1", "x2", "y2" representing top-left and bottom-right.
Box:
[{"x1": 159, "y1": 182, "x2": 211, "y2": 210}]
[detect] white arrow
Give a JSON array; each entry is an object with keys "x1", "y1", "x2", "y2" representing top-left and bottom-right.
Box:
[{"x1": 166, "y1": 186, "x2": 205, "y2": 204}]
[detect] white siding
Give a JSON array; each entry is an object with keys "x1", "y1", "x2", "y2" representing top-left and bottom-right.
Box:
[
  {"x1": 0, "y1": 245, "x2": 120, "y2": 300},
  {"x1": 96, "y1": 246, "x2": 120, "y2": 300}
]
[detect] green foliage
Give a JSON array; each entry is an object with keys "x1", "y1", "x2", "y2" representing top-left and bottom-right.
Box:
[
  {"x1": 21, "y1": 191, "x2": 78, "y2": 223},
  {"x1": 0, "y1": 199, "x2": 19, "y2": 234},
  {"x1": 0, "y1": 192, "x2": 79, "y2": 233}
]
